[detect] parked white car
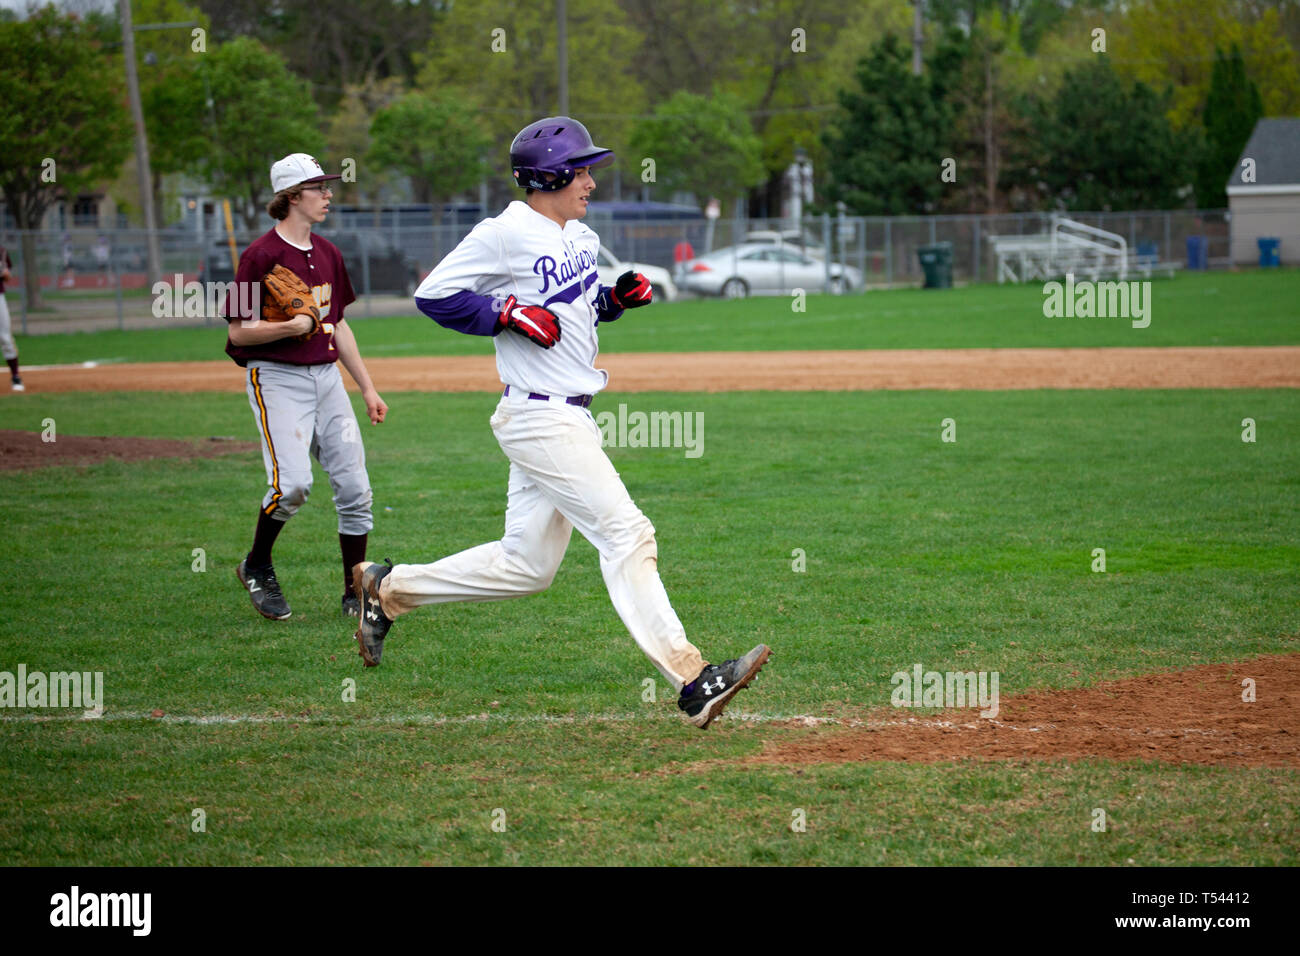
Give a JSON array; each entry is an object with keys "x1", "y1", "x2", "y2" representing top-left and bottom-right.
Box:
[
  {"x1": 597, "y1": 246, "x2": 678, "y2": 302},
  {"x1": 679, "y1": 242, "x2": 861, "y2": 298},
  {"x1": 744, "y1": 229, "x2": 827, "y2": 259}
]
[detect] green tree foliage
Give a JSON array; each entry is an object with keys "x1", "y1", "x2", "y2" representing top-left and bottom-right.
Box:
[
  {"x1": 0, "y1": 6, "x2": 131, "y2": 308},
  {"x1": 165, "y1": 37, "x2": 324, "y2": 230},
  {"x1": 1022, "y1": 59, "x2": 1191, "y2": 211},
  {"x1": 194, "y1": 0, "x2": 440, "y2": 106},
  {"x1": 327, "y1": 77, "x2": 406, "y2": 221},
  {"x1": 367, "y1": 91, "x2": 491, "y2": 231},
  {"x1": 1110, "y1": 0, "x2": 1300, "y2": 129},
  {"x1": 627, "y1": 91, "x2": 765, "y2": 213},
  {"x1": 822, "y1": 34, "x2": 953, "y2": 215},
  {"x1": 1195, "y1": 45, "x2": 1263, "y2": 208},
  {"x1": 414, "y1": 0, "x2": 644, "y2": 185}
]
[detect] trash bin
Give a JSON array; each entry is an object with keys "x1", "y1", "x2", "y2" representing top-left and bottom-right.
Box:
[
  {"x1": 1186, "y1": 235, "x2": 1207, "y2": 271},
  {"x1": 1257, "y1": 237, "x2": 1281, "y2": 268},
  {"x1": 1136, "y1": 240, "x2": 1158, "y2": 266},
  {"x1": 917, "y1": 242, "x2": 953, "y2": 289}
]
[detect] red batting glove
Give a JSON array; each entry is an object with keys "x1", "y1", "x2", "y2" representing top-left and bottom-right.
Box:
[
  {"x1": 498, "y1": 295, "x2": 561, "y2": 348},
  {"x1": 610, "y1": 270, "x2": 653, "y2": 309}
]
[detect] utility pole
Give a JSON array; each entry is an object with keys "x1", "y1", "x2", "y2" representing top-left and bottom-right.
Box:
[
  {"x1": 557, "y1": 0, "x2": 568, "y2": 114},
  {"x1": 912, "y1": 0, "x2": 924, "y2": 76},
  {"x1": 119, "y1": 0, "x2": 162, "y2": 288}
]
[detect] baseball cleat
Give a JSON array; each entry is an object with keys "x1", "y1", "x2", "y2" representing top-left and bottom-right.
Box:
[
  {"x1": 352, "y1": 560, "x2": 393, "y2": 667},
  {"x1": 677, "y1": 644, "x2": 771, "y2": 729},
  {"x1": 236, "y1": 558, "x2": 292, "y2": 620},
  {"x1": 341, "y1": 592, "x2": 360, "y2": 618},
  {"x1": 11, "y1": 377, "x2": 24, "y2": 392}
]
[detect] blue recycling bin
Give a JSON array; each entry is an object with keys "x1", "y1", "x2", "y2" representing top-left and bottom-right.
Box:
[
  {"x1": 1186, "y1": 235, "x2": 1207, "y2": 270},
  {"x1": 1258, "y1": 237, "x2": 1281, "y2": 268},
  {"x1": 1136, "y1": 240, "x2": 1158, "y2": 267}
]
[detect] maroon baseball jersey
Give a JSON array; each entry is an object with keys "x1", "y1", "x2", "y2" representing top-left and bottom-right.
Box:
[{"x1": 225, "y1": 228, "x2": 356, "y2": 367}]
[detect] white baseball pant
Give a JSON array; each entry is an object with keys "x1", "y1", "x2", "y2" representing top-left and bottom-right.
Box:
[
  {"x1": 0, "y1": 294, "x2": 17, "y2": 361},
  {"x1": 245, "y1": 360, "x2": 373, "y2": 535},
  {"x1": 379, "y1": 390, "x2": 707, "y2": 689}
]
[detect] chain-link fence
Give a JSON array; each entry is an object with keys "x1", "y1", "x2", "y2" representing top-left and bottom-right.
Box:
[{"x1": 0, "y1": 208, "x2": 1235, "y2": 333}]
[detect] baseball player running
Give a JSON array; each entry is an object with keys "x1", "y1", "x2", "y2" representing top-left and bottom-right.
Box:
[
  {"x1": 351, "y1": 116, "x2": 769, "y2": 729},
  {"x1": 226, "y1": 153, "x2": 387, "y2": 621},
  {"x1": 0, "y1": 243, "x2": 21, "y2": 391}
]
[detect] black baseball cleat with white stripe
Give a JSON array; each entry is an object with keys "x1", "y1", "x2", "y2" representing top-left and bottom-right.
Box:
[
  {"x1": 677, "y1": 644, "x2": 771, "y2": 729},
  {"x1": 236, "y1": 558, "x2": 292, "y2": 620},
  {"x1": 352, "y1": 560, "x2": 394, "y2": 667}
]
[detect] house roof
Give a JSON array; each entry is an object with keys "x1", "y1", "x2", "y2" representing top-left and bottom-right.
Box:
[{"x1": 1230, "y1": 118, "x2": 1300, "y2": 189}]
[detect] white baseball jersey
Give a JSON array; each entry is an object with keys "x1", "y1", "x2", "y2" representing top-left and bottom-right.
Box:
[{"x1": 416, "y1": 200, "x2": 608, "y2": 397}]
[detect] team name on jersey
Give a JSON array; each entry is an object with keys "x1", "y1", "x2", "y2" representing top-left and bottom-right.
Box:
[
  {"x1": 312, "y1": 281, "x2": 332, "y2": 319},
  {"x1": 532, "y1": 241, "x2": 597, "y2": 295}
]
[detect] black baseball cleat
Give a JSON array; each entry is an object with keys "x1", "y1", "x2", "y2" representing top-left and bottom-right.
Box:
[
  {"x1": 236, "y1": 558, "x2": 292, "y2": 620},
  {"x1": 352, "y1": 560, "x2": 393, "y2": 667},
  {"x1": 341, "y1": 592, "x2": 360, "y2": 617},
  {"x1": 677, "y1": 644, "x2": 772, "y2": 729}
]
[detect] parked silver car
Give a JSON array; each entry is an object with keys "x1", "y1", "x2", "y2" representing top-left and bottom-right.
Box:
[{"x1": 679, "y1": 242, "x2": 862, "y2": 298}]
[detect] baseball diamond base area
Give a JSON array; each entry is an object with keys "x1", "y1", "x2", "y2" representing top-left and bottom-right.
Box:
[
  {"x1": 6, "y1": 345, "x2": 1296, "y2": 776},
  {"x1": 743, "y1": 654, "x2": 1299, "y2": 769},
  {"x1": 9, "y1": 345, "x2": 1300, "y2": 393}
]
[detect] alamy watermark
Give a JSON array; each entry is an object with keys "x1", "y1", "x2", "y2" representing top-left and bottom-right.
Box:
[
  {"x1": 595, "y1": 403, "x2": 703, "y2": 458},
  {"x1": 50, "y1": 886, "x2": 150, "y2": 936},
  {"x1": 891, "y1": 662, "x2": 999, "y2": 719},
  {"x1": 152, "y1": 274, "x2": 260, "y2": 321},
  {"x1": 1042, "y1": 273, "x2": 1151, "y2": 328},
  {"x1": 1, "y1": 664, "x2": 103, "y2": 717}
]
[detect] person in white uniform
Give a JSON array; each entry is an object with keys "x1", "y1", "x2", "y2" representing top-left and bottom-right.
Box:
[{"x1": 351, "y1": 116, "x2": 769, "y2": 729}]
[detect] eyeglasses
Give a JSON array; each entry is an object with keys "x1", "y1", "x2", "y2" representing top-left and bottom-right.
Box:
[{"x1": 303, "y1": 184, "x2": 334, "y2": 195}]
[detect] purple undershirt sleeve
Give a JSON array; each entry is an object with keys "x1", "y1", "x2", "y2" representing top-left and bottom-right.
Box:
[
  {"x1": 416, "y1": 289, "x2": 503, "y2": 336},
  {"x1": 594, "y1": 285, "x2": 624, "y2": 323}
]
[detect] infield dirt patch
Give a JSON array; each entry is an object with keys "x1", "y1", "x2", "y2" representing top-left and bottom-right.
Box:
[
  {"x1": 12, "y1": 346, "x2": 1300, "y2": 393},
  {"x1": 0, "y1": 429, "x2": 258, "y2": 472},
  {"x1": 749, "y1": 654, "x2": 1300, "y2": 769}
]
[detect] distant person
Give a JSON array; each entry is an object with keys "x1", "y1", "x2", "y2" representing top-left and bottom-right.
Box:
[
  {"x1": 93, "y1": 235, "x2": 110, "y2": 273},
  {"x1": 0, "y1": 242, "x2": 22, "y2": 391}
]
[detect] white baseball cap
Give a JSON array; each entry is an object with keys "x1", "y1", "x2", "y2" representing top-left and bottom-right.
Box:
[{"x1": 270, "y1": 153, "x2": 342, "y2": 193}]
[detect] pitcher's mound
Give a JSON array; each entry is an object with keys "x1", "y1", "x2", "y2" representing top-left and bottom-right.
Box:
[{"x1": 0, "y1": 429, "x2": 257, "y2": 472}]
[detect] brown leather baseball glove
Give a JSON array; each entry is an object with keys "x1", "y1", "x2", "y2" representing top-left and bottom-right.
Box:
[{"x1": 261, "y1": 264, "x2": 321, "y2": 339}]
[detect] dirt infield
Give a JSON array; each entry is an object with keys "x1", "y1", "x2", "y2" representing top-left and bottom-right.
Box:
[
  {"x1": 12, "y1": 345, "x2": 1300, "y2": 393},
  {"x1": 0, "y1": 429, "x2": 258, "y2": 472},
  {"x1": 747, "y1": 654, "x2": 1299, "y2": 768}
]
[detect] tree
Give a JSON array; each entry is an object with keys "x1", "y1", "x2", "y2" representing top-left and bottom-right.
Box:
[
  {"x1": 1195, "y1": 45, "x2": 1263, "y2": 208},
  {"x1": 128, "y1": 1, "x2": 213, "y2": 226},
  {"x1": 822, "y1": 34, "x2": 953, "y2": 215},
  {"x1": 166, "y1": 37, "x2": 324, "y2": 230},
  {"x1": 628, "y1": 91, "x2": 765, "y2": 215},
  {"x1": 0, "y1": 7, "x2": 131, "y2": 309},
  {"x1": 414, "y1": 0, "x2": 644, "y2": 189},
  {"x1": 326, "y1": 76, "x2": 406, "y2": 225},
  {"x1": 1110, "y1": 0, "x2": 1300, "y2": 129},
  {"x1": 1027, "y1": 59, "x2": 1191, "y2": 211},
  {"x1": 367, "y1": 91, "x2": 490, "y2": 252},
  {"x1": 194, "y1": 0, "x2": 441, "y2": 105}
]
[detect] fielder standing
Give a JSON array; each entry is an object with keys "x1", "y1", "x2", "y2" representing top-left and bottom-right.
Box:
[
  {"x1": 0, "y1": 242, "x2": 21, "y2": 391},
  {"x1": 351, "y1": 116, "x2": 769, "y2": 729},
  {"x1": 226, "y1": 153, "x2": 387, "y2": 621}
]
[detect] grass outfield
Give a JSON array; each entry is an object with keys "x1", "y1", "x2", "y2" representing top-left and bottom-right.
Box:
[
  {"x1": 1, "y1": 389, "x2": 1297, "y2": 864},
  {"x1": 14, "y1": 268, "x2": 1300, "y2": 366}
]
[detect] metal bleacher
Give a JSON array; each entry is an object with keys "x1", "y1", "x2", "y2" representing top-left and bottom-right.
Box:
[{"x1": 986, "y1": 215, "x2": 1182, "y2": 284}]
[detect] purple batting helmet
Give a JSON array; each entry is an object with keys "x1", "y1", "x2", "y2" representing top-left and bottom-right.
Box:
[{"x1": 510, "y1": 116, "x2": 615, "y2": 192}]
